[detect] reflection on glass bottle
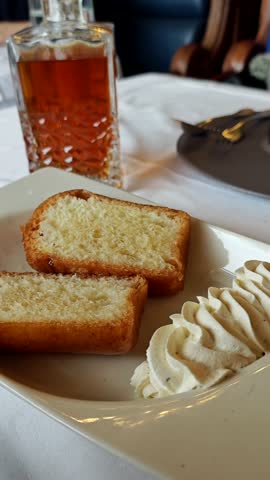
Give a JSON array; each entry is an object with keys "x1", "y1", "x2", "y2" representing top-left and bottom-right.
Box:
[
  {"x1": 28, "y1": 0, "x2": 44, "y2": 25},
  {"x1": 28, "y1": 0, "x2": 95, "y2": 25},
  {"x1": 8, "y1": 0, "x2": 121, "y2": 187}
]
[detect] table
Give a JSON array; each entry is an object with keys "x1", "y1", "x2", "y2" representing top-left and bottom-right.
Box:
[
  {"x1": 1, "y1": 72, "x2": 270, "y2": 479},
  {"x1": 0, "y1": 22, "x2": 31, "y2": 45}
]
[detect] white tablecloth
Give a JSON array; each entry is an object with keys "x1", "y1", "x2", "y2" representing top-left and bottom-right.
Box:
[{"x1": 1, "y1": 73, "x2": 270, "y2": 479}]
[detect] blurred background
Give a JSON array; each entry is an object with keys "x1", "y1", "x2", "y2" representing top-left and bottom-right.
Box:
[{"x1": 1, "y1": 0, "x2": 270, "y2": 89}]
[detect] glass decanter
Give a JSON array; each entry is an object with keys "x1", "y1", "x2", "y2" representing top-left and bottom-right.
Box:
[{"x1": 7, "y1": 0, "x2": 121, "y2": 187}]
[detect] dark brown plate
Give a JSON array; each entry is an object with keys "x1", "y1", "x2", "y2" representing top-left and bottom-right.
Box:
[{"x1": 177, "y1": 112, "x2": 270, "y2": 197}]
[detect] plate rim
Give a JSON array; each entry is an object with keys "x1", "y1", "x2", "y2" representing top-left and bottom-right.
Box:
[{"x1": 1, "y1": 167, "x2": 270, "y2": 479}]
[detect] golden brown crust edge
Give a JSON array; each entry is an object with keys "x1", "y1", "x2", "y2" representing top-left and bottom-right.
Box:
[
  {"x1": 22, "y1": 189, "x2": 191, "y2": 296},
  {"x1": 0, "y1": 273, "x2": 148, "y2": 354}
]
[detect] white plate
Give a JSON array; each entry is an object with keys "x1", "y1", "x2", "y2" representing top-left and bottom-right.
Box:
[{"x1": 1, "y1": 167, "x2": 270, "y2": 479}]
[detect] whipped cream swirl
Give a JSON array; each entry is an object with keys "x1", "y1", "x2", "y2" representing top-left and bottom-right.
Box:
[{"x1": 131, "y1": 260, "x2": 270, "y2": 399}]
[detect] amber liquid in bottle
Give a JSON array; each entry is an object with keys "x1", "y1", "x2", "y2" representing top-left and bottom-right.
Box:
[{"x1": 17, "y1": 42, "x2": 119, "y2": 182}]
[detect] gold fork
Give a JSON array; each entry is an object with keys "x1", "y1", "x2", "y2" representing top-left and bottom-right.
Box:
[
  {"x1": 222, "y1": 109, "x2": 270, "y2": 143},
  {"x1": 175, "y1": 109, "x2": 255, "y2": 136},
  {"x1": 198, "y1": 109, "x2": 254, "y2": 130}
]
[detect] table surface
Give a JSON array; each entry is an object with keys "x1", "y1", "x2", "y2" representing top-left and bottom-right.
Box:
[{"x1": 1, "y1": 71, "x2": 270, "y2": 480}]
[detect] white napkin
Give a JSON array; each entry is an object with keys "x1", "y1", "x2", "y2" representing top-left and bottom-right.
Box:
[{"x1": 0, "y1": 106, "x2": 28, "y2": 186}]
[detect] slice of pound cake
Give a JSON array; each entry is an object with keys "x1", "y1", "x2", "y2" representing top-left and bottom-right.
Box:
[
  {"x1": 22, "y1": 190, "x2": 190, "y2": 295},
  {"x1": 0, "y1": 272, "x2": 147, "y2": 353}
]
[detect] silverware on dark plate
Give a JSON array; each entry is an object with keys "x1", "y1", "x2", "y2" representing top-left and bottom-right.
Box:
[
  {"x1": 222, "y1": 109, "x2": 270, "y2": 143},
  {"x1": 173, "y1": 109, "x2": 255, "y2": 137}
]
